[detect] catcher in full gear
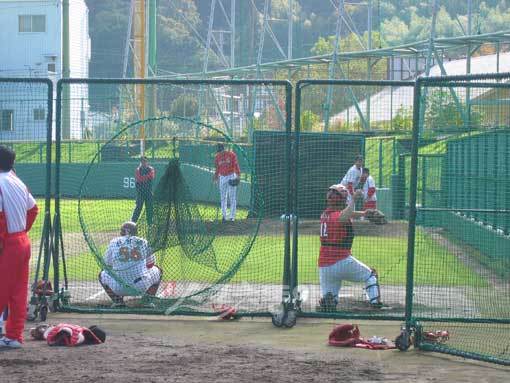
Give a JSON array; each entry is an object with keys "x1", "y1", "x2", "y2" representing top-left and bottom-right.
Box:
[
  {"x1": 98, "y1": 222, "x2": 162, "y2": 307},
  {"x1": 318, "y1": 184, "x2": 382, "y2": 311}
]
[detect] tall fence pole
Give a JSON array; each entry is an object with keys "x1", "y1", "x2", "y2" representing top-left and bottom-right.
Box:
[{"x1": 404, "y1": 80, "x2": 422, "y2": 330}]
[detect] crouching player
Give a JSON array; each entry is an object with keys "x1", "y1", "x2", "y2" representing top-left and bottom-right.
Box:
[
  {"x1": 99, "y1": 222, "x2": 162, "y2": 307},
  {"x1": 318, "y1": 185, "x2": 382, "y2": 311}
]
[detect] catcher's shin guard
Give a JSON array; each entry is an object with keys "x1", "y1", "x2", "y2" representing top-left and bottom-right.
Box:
[{"x1": 365, "y1": 269, "x2": 382, "y2": 306}]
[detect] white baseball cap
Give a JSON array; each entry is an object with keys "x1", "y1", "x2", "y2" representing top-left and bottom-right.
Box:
[{"x1": 328, "y1": 184, "x2": 347, "y2": 193}]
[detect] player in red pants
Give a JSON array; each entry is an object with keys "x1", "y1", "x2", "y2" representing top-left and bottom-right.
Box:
[{"x1": 0, "y1": 146, "x2": 39, "y2": 348}]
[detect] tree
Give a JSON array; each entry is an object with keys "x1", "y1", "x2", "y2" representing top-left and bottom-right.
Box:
[
  {"x1": 170, "y1": 94, "x2": 199, "y2": 118},
  {"x1": 300, "y1": 110, "x2": 320, "y2": 131}
]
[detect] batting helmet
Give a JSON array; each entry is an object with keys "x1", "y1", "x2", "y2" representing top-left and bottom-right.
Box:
[{"x1": 327, "y1": 184, "x2": 348, "y2": 205}]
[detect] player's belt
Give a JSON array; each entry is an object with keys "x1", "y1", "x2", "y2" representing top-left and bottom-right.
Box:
[{"x1": 320, "y1": 243, "x2": 344, "y2": 248}]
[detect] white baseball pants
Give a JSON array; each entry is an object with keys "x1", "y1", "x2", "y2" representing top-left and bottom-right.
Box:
[
  {"x1": 319, "y1": 255, "x2": 378, "y2": 302},
  {"x1": 99, "y1": 267, "x2": 162, "y2": 296},
  {"x1": 219, "y1": 173, "x2": 237, "y2": 220}
]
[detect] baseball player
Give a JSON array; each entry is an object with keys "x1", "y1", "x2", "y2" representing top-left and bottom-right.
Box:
[
  {"x1": 131, "y1": 156, "x2": 155, "y2": 225},
  {"x1": 318, "y1": 184, "x2": 382, "y2": 311},
  {"x1": 0, "y1": 146, "x2": 39, "y2": 348},
  {"x1": 98, "y1": 221, "x2": 162, "y2": 307},
  {"x1": 360, "y1": 167, "x2": 377, "y2": 210},
  {"x1": 340, "y1": 155, "x2": 364, "y2": 198},
  {"x1": 213, "y1": 143, "x2": 240, "y2": 222}
]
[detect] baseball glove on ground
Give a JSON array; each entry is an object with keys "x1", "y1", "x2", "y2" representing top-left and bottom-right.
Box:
[
  {"x1": 365, "y1": 209, "x2": 387, "y2": 225},
  {"x1": 228, "y1": 178, "x2": 240, "y2": 187}
]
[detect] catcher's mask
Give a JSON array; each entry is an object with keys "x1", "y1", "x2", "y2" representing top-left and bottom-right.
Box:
[{"x1": 327, "y1": 184, "x2": 348, "y2": 206}]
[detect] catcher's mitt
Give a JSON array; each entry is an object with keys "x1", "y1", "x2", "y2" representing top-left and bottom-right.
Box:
[
  {"x1": 228, "y1": 177, "x2": 240, "y2": 187},
  {"x1": 328, "y1": 324, "x2": 361, "y2": 347},
  {"x1": 365, "y1": 209, "x2": 387, "y2": 225}
]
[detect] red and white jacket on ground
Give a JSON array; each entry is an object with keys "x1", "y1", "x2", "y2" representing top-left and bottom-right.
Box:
[{"x1": 45, "y1": 323, "x2": 103, "y2": 346}]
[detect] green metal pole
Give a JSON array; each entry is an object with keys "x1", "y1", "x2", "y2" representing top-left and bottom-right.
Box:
[
  {"x1": 466, "y1": 0, "x2": 472, "y2": 131},
  {"x1": 366, "y1": 0, "x2": 372, "y2": 130},
  {"x1": 62, "y1": 0, "x2": 70, "y2": 140},
  {"x1": 392, "y1": 137, "x2": 396, "y2": 174},
  {"x1": 421, "y1": 156, "x2": 426, "y2": 208},
  {"x1": 148, "y1": 0, "x2": 157, "y2": 119},
  {"x1": 404, "y1": 81, "x2": 422, "y2": 331},
  {"x1": 378, "y1": 138, "x2": 383, "y2": 187}
]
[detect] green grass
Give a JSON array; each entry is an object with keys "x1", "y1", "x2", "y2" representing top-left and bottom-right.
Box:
[{"x1": 57, "y1": 228, "x2": 484, "y2": 287}]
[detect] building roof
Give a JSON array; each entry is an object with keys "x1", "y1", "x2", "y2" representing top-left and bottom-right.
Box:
[{"x1": 332, "y1": 51, "x2": 510, "y2": 125}]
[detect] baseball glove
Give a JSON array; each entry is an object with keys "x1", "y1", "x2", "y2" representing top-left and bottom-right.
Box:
[
  {"x1": 328, "y1": 324, "x2": 361, "y2": 347},
  {"x1": 228, "y1": 178, "x2": 240, "y2": 187},
  {"x1": 365, "y1": 209, "x2": 387, "y2": 225}
]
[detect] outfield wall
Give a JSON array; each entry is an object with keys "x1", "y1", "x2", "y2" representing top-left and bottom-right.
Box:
[{"x1": 15, "y1": 162, "x2": 251, "y2": 207}]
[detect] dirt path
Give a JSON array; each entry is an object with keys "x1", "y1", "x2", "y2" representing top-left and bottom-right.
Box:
[{"x1": 0, "y1": 314, "x2": 507, "y2": 383}]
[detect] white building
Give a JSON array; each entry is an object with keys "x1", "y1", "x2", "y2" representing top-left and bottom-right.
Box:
[{"x1": 0, "y1": 0, "x2": 90, "y2": 140}]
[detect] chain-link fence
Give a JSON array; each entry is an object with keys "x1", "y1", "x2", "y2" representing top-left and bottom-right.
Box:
[
  {"x1": 0, "y1": 78, "x2": 53, "y2": 319},
  {"x1": 53, "y1": 79, "x2": 293, "y2": 318},
  {"x1": 409, "y1": 73, "x2": 510, "y2": 365},
  {"x1": 294, "y1": 80, "x2": 415, "y2": 320}
]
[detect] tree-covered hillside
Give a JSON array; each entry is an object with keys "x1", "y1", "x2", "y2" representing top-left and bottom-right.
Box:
[{"x1": 85, "y1": 0, "x2": 510, "y2": 77}]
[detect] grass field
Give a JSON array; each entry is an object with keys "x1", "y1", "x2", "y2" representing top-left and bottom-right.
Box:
[
  {"x1": 29, "y1": 198, "x2": 486, "y2": 288},
  {"x1": 56, "y1": 231, "x2": 485, "y2": 287},
  {"x1": 29, "y1": 194, "x2": 488, "y2": 310}
]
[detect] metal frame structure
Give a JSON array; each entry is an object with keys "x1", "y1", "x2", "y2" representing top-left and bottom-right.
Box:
[{"x1": 149, "y1": 1, "x2": 510, "y2": 136}]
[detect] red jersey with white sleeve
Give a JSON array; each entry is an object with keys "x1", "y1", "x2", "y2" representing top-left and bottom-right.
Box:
[
  {"x1": 340, "y1": 165, "x2": 362, "y2": 195},
  {"x1": 319, "y1": 208, "x2": 354, "y2": 267},
  {"x1": 214, "y1": 151, "x2": 240, "y2": 178},
  {"x1": 0, "y1": 170, "x2": 38, "y2": 235},
  {"x1": 362, "y1": 175, "x2": 377, "y2": 202}
]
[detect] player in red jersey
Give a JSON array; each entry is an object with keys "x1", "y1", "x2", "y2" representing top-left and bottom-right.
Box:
[
  {"x1": 318, "y1": 184, "x2": 382, "y2": 311},
  {"x1": 213, "y1": 143, "x2": 240, "y2": 222},
  {"x1": 0, "y1": 146, "x2": 39, "y2": 348}
]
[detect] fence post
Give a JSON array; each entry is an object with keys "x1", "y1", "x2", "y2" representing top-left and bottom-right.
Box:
[
  {"x1": 404, "y1": 80, "x2": 422, "y2": 333},
  {"x1": 421, "y1": 156, "x2": 427, "y2": 209},
  {"x1": 378, "y1": 138, "x2": 383, "y2": 187},
  {"x1": 392, "y1": 154, "x2": 406, "y2": 220}
]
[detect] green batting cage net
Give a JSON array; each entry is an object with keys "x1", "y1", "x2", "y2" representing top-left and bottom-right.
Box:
[
  {"x1": 0, "y1": 78, "x2": 53, "y2": 315},
  {"x1": 409, "y1": 74, "x2": 510, "y2": 365},
  {"x1": 53, "y1": 79, "x2": 292, "y2": 317},
  {"x1": 294, "y1": 80, "x2": 415, "y2": 320}
]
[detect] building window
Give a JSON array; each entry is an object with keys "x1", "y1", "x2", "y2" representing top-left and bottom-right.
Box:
[
  {"x1": 34, "y1": 108, "x2": 46, "y2": 121},
  {"x1": 19, "y1": 15, "x2": 46, "y2": 33},
  {"x1": 0, "y1": 110, "x2": 14, "y2": 131},
  {"x1": 47, "y1": 63, "x2": 56, "y2": 73}
]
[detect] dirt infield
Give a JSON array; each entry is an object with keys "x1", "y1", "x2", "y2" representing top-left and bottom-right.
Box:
[{"x1": 0, "y1": 314, "x2": 508, "y2": 383}]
